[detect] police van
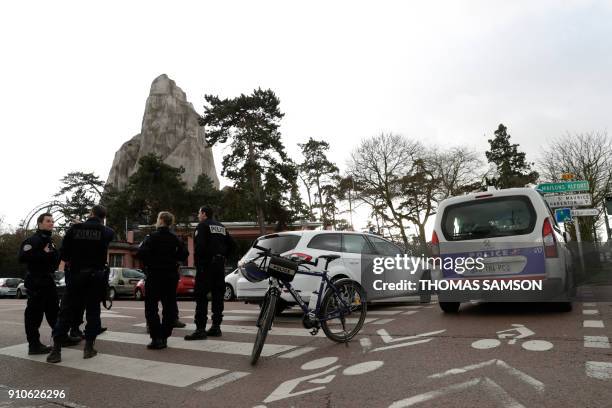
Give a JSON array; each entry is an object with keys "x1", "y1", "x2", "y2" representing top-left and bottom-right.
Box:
[{"x1": 431, "y1": 187, "x2": 575, "y2": 313}]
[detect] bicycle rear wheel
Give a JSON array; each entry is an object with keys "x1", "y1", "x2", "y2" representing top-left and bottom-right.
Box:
[
  {"x1": 320, "y1": 279, "x2": 367, "y2": 343},
  {"x1": 251, "y1": 288, "x2": 278, "y2": 365}
]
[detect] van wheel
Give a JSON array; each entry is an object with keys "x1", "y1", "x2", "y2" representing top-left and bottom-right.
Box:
[
  {"x1": 439, "y1": 302, "x2": 460, "y2": 313},
  {"x1": 135, "y1": 289, "x2": 143, "y2": 301},
  {"x1": 16, "y1": 289, "x2": 23, "y2": 299},
  {"x1": 109, "y1": 288, "x2": 116, "y2": 301}
]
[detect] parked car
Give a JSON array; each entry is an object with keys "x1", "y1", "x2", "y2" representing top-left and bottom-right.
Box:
[
  {"x1": 224, "y1": 269, "x2": 239, "y2": 301},
  {"x1": 108, "y1": 267, "x2": 145, "y2": 300},
  {"x1": 0, "y1": 278, "x2": 22, "y2": 298},
  {"x1": 236, "y1": 231, "x2": 428, "y2": 313},
  {"x1": 134, "y1": 266, "x2": 196, "y2": 300},
  {"x1": 431, "y1": 187, "x2": 574, "y2": 313}
]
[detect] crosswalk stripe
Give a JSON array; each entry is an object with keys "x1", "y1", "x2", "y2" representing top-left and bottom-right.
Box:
[
  {"x1": 98, "y1": 331, "x2": 298, "y2": 357},
  {"x1": 277, "y1": 347, "x2": 317, "y2": 359},
  {"x1": 372, "y1": 318, "x2": 395, "y2": 325},
  {"x1": 584, "y1": 320, "x2": 605, "y2": 328},
  {"x1": 135, "y1": 322, "x2": 325, "y2": 337},
  {"x1": 0, "y1": 343, "x2": 226, "y2": 387},
  {"x1": 584, "y1": 336, "x2": 611, "y2": 349},
  {"x1": 195, "y1": 371, "x2": 250, "y2": 392},
  {"x1": 179, "y1": 315, "x2": 378, "y2": 325},
  {"x1": 225, "y1": 309, "x2": 402, "y2": 316}
]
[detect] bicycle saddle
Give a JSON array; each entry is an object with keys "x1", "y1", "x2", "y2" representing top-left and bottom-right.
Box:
[{"x1": 318, "y1": 254, "x2": 341, "y2": 261}]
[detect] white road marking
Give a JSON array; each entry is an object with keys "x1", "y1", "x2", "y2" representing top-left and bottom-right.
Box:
[
  {"x1": 582, "y1": 310, "x2": 599, "y2": 315},
  {"x1": 377, "y1": 329, "x2": 446, "y2": 344},
  {"x1": 371, "y1": 338, "x2": 433, "y2": 352},
  {"x1": 521, "y1": 340, "x2": 553, "y2": 351},
  {"x1": 100, "y1": 312, "x2": 135, "y2": 319},
  {"x1": 402, "y1": 311, "x2": 418, "y2": 315},
  {"x1": 389, "y1": 377, "x2": 527, "y2": 408},
  {"x1": 98, "y1": 331, "x2": 297, "y2": 357},
  {"x1": 194, "y1": 371, "x2": 250, "y2": 392},
  {"x1": 586, "y1": 361, "x2": 612, "y2": 380},
  {"x1": 301, "y1": 357, "x2": 338, "y2": 370},
  {"x1": 372, "y1": 318, "x2": 395, "y2": 325},
  {"x1": 135, "y1": 322, "x2": 325, "y2": 337},
  {"x1": 472, "y1": 339, "x2": 501, "y2": 349},
  {"x1": 0, "y1": 343, "x2": 226, "y2": 387},
  {"x1": 584, "y1": 336, "x2": 611, "y2": 349},
  {"x1": 360, "y1": 337, "x2": 373, "y2": 352},
  {"x1": 342, "y1": 360, "x2": 384, "y2": 375},
  {"x1": 584, "y1": 320, "x2": 605, "y2": 328},
  {"x1": 278, "y1": 347, "x2": 317, "y2": 359},
  {"x1": 582, "y1": 302, "x2": 597, "y2": 307},
  {"x1": 428, "y1": 359, "x2": 545, "y2": 393}
]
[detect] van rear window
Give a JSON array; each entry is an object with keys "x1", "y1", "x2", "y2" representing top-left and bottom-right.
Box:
[{"x1": 441, "y1": 196, "x2": 536, "y2": 241}]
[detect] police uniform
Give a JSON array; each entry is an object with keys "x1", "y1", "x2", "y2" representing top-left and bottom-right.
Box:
[
  {"x1": 189, "y1": 218, "x2": 234, "y2": 337},
  {"x1": 18, "y1": 229, "x2": 60, "y2": 353},
  {"x1": 137, "y1": 226, "x2": 188, "y2": 348},
  {"x1": 48, "y1": 217, "x2": 113, "y2": 362}
]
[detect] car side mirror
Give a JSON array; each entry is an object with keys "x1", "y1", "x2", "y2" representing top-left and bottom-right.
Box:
[{"x1": 563, "y1": 232, "x2": 572, "y2": 243}]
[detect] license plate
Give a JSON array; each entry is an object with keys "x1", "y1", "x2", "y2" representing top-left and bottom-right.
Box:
[
  {"x1": 187, "y1": 288, "x2": 194, "y2": 293},
  {"x1": 483, "y1": 263, "x2": 511, "y2": 274}
]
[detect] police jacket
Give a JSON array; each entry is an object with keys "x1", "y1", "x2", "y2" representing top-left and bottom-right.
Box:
[
  {"x1": 194, "y1": 219, "x2": 235, "y2": 265},
  {"x1": 18, "y1": 229, "x2": 60, "y2": 288},
  {"x1": 137, "y1": 226, "x2": 189, "y2": 275},
  {"x1": 60, "y1": 217, "x2": 114, "y2": 271}
]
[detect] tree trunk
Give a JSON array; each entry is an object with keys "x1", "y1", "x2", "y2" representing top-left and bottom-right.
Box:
[
  {"x1": 248, "y1": 146, "x2": 266, "y2": 235},
  {"x1": 315, "y1": 178, "x2": 327, "y2": 228}
]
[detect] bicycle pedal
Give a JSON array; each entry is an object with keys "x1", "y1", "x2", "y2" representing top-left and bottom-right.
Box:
[{"x1": 309, "y1": 328, "x2": 319, "y2": 336}]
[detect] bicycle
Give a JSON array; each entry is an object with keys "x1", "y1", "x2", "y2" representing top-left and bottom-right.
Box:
[{"x1": 244, "y1": 245, "x2": 367, "y2": 365}]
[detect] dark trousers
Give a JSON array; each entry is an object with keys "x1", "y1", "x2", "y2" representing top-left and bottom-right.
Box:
[
  {"x1": 53, "y1": 268, "x2": 105, "y2": 341},
  {"x1": 145, "y1": 273, "x2": 178, "y2": 340},
  {"x1": 194, "y1": 257, "x2": 225, "y2": 329},
  {"x1": 24, "y1": 285, "x2": 58, "y2": 346}
]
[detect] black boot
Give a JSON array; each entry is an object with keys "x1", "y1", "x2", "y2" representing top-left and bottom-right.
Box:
[
  {"x1": 28, "y1": 342, "x2": 52, "y2": 355},
  {"x1": 147, "y1": 338, "x2": 167, "y2": 350},
  {"x1": 206, "y1": 325, "x2": 222, "y2": 337},
  {"x1": 61, "y1": 334, "x2": 82, "y2": 347},
  {"x1": 184, "y1": 329, "x2": 207, "y2": 340},
  {"x1": 173, "y1": 319, "x2": 186, "y2": 328},
  {"x1": 99, "y1": 327, "x2": 108, "y2": 334},
  {"x1": 83, "y1": 339, "x2": 97, "y2": 359},
  {"x1": 46, "y1": 340, "x2": 62, "y2": 363}
]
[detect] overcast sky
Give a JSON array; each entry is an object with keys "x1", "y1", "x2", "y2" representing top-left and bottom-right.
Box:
[{"x1": 2, "y1": 0, "x2": 612, "y2": 232}]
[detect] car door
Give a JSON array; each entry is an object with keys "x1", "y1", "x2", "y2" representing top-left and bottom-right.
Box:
[
  {"x1": 367, "y1": 235, "x2": 419, "y2": 298},
  {"x1": 340, "y1": 233, "x2": 375, "y2": 284}
]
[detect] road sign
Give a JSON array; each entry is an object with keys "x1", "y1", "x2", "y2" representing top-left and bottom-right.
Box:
[
  {"x1": 561, "y1": 173, "x2": 575, "y2": 180},
  {"x1": 571, "y1": 209, "x2": 599, "y2": 217},
  {"x1": 537, "y1": 180, "x2": 589, "y2": 193},
  {"x1": 545, "y1": 194, "x2": 592, "y2": 208},
  {"x1": 555, "y1": 208, "x2": 572, "y2": 223}
]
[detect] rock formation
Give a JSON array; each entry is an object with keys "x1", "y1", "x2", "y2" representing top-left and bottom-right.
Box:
[{"x1": 106, "y1": 74, "x2": 219, "y2": 190}]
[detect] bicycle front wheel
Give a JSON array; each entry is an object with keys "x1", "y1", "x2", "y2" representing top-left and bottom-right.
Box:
[
  {"x1": 320, "y1": 279, "x2": 367, "y2": 343},
  {"x1": 251, "y1": 289, "x2": 278, "y2": 365}
]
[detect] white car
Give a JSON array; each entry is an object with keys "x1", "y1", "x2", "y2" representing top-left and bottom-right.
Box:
[
  {"x1": 431, "y1": 187, "x2": 574, "y2": 313},
  {"x1": 0, "y1": 278, "x2": 22, "y2": 298},
  {"x1": 236, "y1": 230, "x2": 429, "y2": 312},
  {"x1": 224, "y1": 269, "x2": 240, "y2": 301}
]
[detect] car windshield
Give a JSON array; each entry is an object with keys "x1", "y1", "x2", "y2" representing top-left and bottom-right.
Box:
[
  {"x1": 180, "y1": 268, "x2": 196, "y2": 277},
  {"x1": 442, "y1": 196, "x2": 536, "y2": 241}
]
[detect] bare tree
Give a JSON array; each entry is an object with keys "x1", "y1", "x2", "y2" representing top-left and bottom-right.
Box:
[
  {"x1": 539, "y1": 131, "x2": 612, "y2": 241},
  {"x1": 347, "y1": 133, "x2": 422, "y2": 247},
  {"x1": 432, "y1": 147, "x2": 485, "y2": 200}
]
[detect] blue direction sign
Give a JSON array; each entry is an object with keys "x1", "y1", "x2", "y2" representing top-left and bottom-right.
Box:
[
  {"x1": 555, "y1": 208, "x2": 572, "y2": 223},
  {"x1": 537, "y1": 180, "x2": 589, "y2": 193}
]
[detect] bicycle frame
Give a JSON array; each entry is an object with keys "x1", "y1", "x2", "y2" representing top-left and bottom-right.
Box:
[{"x1": 270, "y1": 267, "x2": 353, "y2": 323}]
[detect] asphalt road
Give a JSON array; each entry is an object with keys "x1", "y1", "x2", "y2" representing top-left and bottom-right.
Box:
[{"x1": 0, "y1": 290, "x2": 611, "y2": 408}]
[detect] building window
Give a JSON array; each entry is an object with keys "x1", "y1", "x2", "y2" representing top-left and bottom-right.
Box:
[{"x1": 109, "y1": 254, "x2": 124, "y2": 267}]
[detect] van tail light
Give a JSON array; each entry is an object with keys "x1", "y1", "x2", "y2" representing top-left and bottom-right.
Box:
[
  {"x1": 431, "y1": 231, "x2": 440, "y2": 257},
  {"x1": 542, "y1": 218, "x2": 558, "y2": 258},
  {"x1": 0, "y1": 282, "x2": 6, "y2": 287},
  {"x1": 288, "y1": 252, "x2": 313, "y2": 262}
]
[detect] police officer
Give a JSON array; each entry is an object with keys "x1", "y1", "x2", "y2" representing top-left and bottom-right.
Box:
[
  {"x1": 18, "y1": 213, "x2": 60, "y2": 354},
  {"x1": 47, "y1": 205, "x2": 114, "y2": 363},
  {"x1": 137, "y1": 211, "x2": 188, "y2": 349},
  {"x1": 185, "y1": 206, "x2": 235, "y2": 340}
]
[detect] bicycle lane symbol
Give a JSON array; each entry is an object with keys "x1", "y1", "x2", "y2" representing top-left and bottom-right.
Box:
[
  {"x1": 252, "y1": 356, "x2": 384, "y2": 406},
  {"x1": 471, "y1": 324, "x2": 553, "y2": 351}
]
